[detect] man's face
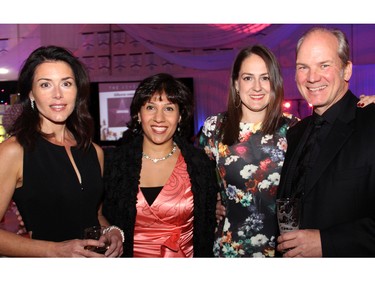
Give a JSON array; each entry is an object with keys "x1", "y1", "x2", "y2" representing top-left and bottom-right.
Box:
[{"x1": 295, "y1": 30, "x2": 352, "y2": 115}]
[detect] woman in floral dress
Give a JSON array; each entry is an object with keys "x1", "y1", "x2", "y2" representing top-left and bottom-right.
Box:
[{"x1": 199, "y1": 45, "x2": 299, "y2": 257}]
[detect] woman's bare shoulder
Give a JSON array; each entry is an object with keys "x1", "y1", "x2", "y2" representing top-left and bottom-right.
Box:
[
  {"x1": 0, "y1": 136, "x2": 23, "y2": 187},
  {"x1": 92, "y1": 142, "x2": 104, "y2": 168},
  {"x1": 92, "y1": 142, "x2": 104, "y2": 156},
  {"x1": 0, "y1": 136, "x2": 23, "y2": 158}
]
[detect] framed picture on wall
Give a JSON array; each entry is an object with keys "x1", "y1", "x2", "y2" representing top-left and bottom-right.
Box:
[{"x1": 97, "y1": 81, "x2": 139, "y2": 144}]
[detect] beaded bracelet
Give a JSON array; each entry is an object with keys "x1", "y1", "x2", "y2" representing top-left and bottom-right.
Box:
[{"x1": 103, "y1": 225, "x2": 125, "y2": 243}]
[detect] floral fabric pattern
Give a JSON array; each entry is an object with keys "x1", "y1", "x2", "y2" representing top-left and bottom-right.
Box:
[{"x1": 199, "y1": 112, "x2": 298, "y2": 257}]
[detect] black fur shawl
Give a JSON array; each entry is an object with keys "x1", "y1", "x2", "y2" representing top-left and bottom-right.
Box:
[{"x1": 102, "y1": 134, "x2": 219, "y2": 257}]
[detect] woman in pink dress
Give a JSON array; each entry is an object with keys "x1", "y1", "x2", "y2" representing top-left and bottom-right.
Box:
[{"x1": 103, "y1": 73, "x2": 219, "y2": 257}]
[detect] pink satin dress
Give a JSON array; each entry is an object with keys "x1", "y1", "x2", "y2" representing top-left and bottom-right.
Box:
[{"x1": 133, "y1": 154, "x2": 194, "y2": 257}]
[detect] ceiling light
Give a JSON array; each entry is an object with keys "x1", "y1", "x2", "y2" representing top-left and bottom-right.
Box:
[{"x1": 0, "y1": 68, "x2": 10, "y2": 74}]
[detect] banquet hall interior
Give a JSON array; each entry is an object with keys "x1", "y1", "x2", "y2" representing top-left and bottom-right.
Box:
[{"x1": 1, "y1": 23, "x2": 375, "y2": 232}]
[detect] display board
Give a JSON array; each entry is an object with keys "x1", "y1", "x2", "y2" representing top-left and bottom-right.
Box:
[{"x1": 98, "y1": 82, "x2": 139, "y2": 142}]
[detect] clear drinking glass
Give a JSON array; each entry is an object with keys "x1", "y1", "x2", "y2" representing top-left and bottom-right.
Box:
[{"x1": 276, "y1": 198, "x2": 300, "y2": 234}]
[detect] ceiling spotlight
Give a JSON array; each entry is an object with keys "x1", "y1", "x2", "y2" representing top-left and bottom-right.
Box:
[{"x1": 0, "y1": 68, "x2": 10, "y2": 74}]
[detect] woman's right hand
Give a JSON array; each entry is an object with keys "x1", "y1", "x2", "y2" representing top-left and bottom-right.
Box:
[
  {"x1": 60, "y1": 236, "x2": 123, "y2": 257},
  {"x1": 13, "y1": 202, "x2": 121, "y2": 257},
  {"x1": 216, "y1": 193, "x2": 226, "y2": 224},
  {"x1": 51, "y1": 239, "x2": 109, "y2": 257},
  {"x1": 11, "y1": 201, "x2": 30, "y2": 237}
]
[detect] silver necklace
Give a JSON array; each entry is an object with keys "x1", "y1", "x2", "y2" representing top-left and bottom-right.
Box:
[{"x1": 142, "y1": 142, "x2": 177, "y2": 163}]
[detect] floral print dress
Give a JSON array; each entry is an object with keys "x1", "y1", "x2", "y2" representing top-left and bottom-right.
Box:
[{"x1": 199, "y1": 112, "x2": 299, "y2": 257}]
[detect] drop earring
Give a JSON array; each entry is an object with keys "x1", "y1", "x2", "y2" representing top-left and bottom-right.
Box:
[
  {"x1": 30, "y1": 99, "x2": 35, "y2": 110},
  {"x1": 234, "y1": 91, "x2": 241, "y2": 108}
]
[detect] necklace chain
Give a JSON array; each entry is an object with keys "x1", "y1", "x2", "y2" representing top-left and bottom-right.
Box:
[{"x1": 142, "y1": 142, "x2": 177, "y2": 163}]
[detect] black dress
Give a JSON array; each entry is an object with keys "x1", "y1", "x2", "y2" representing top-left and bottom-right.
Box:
[{"x1": 13, "y1": 136, "x2": 104, "y2": 242}]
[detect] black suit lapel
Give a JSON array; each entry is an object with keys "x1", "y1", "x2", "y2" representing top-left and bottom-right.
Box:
[
  {"x1": 279, "y1": 117, "x2": 311, "y2": 198},
  {"x1": 304, "y1": 92, "x2": 357, "y2": 197},
  {"x1": 304, "y1": 120, "x2": 354, "y2": 195}
]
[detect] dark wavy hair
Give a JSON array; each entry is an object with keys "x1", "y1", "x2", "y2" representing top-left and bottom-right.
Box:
[
  {"x1": 8, "y1": 45, "x2": 94, "y2": 150},
  {"x1": 222, "y1": 44, "x2": 285, "y2": 146},
  {"x1": 127, "y1": 73, "x2": 193, "y2": 138}
]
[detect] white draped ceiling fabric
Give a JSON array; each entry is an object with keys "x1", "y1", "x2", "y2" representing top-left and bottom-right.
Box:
[
  {"x1": 116, "y1": 24, "x2": 305, "y2": 128},
  {"x1": 1, "y1": 24, "x2": 375, "y2": 132},
  {"x1": 117, "y1": 24, "x2": 302, "y2": 70}
]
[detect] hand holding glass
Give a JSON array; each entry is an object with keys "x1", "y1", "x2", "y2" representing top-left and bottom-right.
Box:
[
  {"x1": 83, "y1": 226, "x2": 109, "y2": 254},
  {"x1": 276, "y1": 198, "x2": 300, "y2": 234}
]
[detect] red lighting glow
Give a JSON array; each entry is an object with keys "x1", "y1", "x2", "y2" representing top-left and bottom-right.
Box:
[{"x1": 283, "y1": 101, "x2": 291, "y2": 109}]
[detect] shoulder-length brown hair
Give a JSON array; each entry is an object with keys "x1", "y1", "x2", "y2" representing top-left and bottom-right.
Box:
[{"x1": 222, "y1": 44, "x2": 284, "y2": 146}]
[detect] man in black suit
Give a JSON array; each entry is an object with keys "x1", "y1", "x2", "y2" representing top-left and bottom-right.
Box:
[{"x1": 277, "y1": 27, "x2": 375, "y2": 257}]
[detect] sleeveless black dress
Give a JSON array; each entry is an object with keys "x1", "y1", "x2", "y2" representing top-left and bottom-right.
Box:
[{"x1": 13, "y1": 136, "x2": 104, "y2": 242}]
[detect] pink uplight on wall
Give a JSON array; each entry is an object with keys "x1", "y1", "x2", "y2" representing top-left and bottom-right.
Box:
[
  {"x1": 209, "y1": 24, "x2": 271, "y2": 34},
  {"x1": 282, "y1": 99, "x2": 313, "y2": 119}
]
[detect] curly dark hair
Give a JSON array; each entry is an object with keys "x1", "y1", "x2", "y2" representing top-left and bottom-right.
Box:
[{"x1": 127, "y1": 73, "x2": 193, "y2": 138}]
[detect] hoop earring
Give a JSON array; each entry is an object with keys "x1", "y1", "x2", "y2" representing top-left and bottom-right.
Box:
[{"x1": 234, "y1": 91, "x2": 241, "y2": 108}]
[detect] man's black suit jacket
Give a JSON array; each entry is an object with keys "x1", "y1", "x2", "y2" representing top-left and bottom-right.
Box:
[{"x1": 278, "y1": 90, "x2": 375, "y2": 257}]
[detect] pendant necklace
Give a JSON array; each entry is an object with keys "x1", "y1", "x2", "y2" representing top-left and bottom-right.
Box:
[{"x1": 142, "y1": 142, "x2": 177, "y2": 164}]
